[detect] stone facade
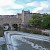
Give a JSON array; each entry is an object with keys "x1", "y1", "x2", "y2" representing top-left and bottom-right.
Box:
[
  {"x1": 0, "y1": 10, "x2": 33, "y2": 28},
  {"x1": 17, "y1": 10, "x2": 33, "y2": 26},
  {"x1": 0, "y1": 15, "x2": 21, "y2": 26}
]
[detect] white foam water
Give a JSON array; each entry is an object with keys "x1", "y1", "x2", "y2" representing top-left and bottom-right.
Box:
[
  {"x1": 11, "y1": 35, "x2": 48, "y2": 50},
  {"x1": 4, "y1": 31, "x2": 50, "y2": 50}
]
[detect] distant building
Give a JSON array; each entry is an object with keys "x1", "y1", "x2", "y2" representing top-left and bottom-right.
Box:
[
  {"x1": 0, "y1": 10, "x2": 42, "y2": 29},
  {"x1": 17, "y1": 10, "x2": 33, "y2": 26}
]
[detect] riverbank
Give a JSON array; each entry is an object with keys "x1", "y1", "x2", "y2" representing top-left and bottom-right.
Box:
[
  {"x1": 19, "y1": 27, "x2": 50, "y2": 36},
  {"x1": 0, "y1": 27, "x2": 50, "y2": 37}
]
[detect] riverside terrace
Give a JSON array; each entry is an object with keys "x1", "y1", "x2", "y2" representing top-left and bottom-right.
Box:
[{"x1": 0, "y1": 31, "x2": 50, "y2": 50}]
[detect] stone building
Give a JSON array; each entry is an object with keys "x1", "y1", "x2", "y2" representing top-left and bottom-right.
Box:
[
  {"x1": 17, "y1": 10, "x2": 33, "y2": 26},
  {"x1": 0, "y1": 10, "x2": 33, "y2": 30}
]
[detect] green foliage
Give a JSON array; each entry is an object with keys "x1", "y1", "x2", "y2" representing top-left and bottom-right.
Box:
[
  {"x1": 1, "y1": 44, "x2": 6, "y2": 50},
  {"x1": 42, "y1": 14, "x2": 50, "y2": 29},
  {"x1": 29, "y1": 13, "x2": 50, "y2": 29},
  {"x1": 30, "y1": 13, "x2": 42, "y2": 27}
]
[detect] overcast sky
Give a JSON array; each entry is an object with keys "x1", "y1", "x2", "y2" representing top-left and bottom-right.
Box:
[{"x1": 0, "y1": 0, "x2": 50, "y2": 15}]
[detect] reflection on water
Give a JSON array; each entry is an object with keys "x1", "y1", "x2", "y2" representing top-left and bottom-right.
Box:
[{"x1": 4, "y1": 31, "x2": 50, "y2": 50}]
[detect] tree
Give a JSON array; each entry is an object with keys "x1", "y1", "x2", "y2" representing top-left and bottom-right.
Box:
[
  {"x1": 41, "y1": 14, "x2": 50, "y2": 29},
  {"x1": 29, "y1": 13, "x2": 42, "y2": 28},
  {"x1": 29, "y1": 13, "x2": 50, "y2": 29}
]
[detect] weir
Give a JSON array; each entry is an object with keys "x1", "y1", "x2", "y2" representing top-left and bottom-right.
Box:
[{"x1": 3, "y1": 31, "x2": 50, "y2": 50}]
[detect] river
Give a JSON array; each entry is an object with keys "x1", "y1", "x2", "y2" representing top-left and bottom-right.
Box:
[{"x1": 0, "y1": 31, "x2": 50, "y2": 50}]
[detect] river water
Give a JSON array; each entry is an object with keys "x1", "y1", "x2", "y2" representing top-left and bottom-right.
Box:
[
  {"x1": 1, "y1": 31, "x2": 50, "y2": 50},
  {"x1": 0, "y1": 37, "x2": 5, "y2": 50}
]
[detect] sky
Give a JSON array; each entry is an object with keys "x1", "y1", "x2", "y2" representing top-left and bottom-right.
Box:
[{"x1": 0, "y1": 0, "x2": 50, "y2": 15}]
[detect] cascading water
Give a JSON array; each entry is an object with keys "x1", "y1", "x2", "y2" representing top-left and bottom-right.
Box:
[{"x1": 4, "y1": 31, "x2": 50, "y2": 50}]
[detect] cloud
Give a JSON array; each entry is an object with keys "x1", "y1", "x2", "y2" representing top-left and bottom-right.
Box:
[
  {"x1": 32, "y1": 1, "x2": 49, "y2": 13},
  {"x1": 26, "y1": 1, "x2": 49, "y2": 13},
  {"x1": 32, "y1": 7, "x2": 43, "y2": 13},
  {"x1": 9, "y1": 4, "x2": 24, "y2": 9},
  {"x1": 26, "y1": 1, "x2": 39, "y2": 7},
  {"x1": 0, "y1": 0, "x2": 50, "y2": 15},
  {"x1": 0, "y1": 0, "x2": 24, "y2": 15},
  {"x1": 0, "y1": 0, "x2": 14, "y2": 6},
  {"x1": 0, "y1": 7, "x2": 17, "y2": 15}
]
